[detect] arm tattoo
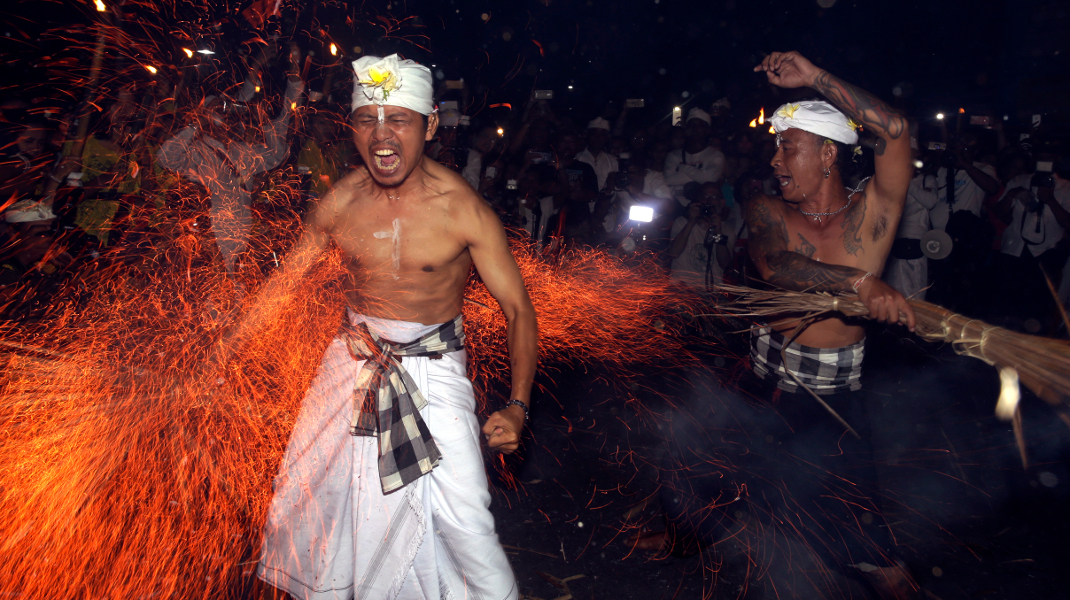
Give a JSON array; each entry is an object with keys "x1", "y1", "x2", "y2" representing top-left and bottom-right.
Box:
[
  {"x1": 840, "y1": 193, "x2": 866, "y2": 256},
  {"x1": 794, "y1": 233, "x2": 816, "y2": 258},
  {"x1": 812, "y1": 70, "x2": 905, "y2": 140},
  {"x1": 766, "y1": 252, "x2": 862, "y2": 292},
  {"x1": 746, "y1": 197, "x2": 863, "y2": 293}
]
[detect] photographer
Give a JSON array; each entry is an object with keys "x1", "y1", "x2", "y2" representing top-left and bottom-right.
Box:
[
  {"x1": 989, "y1": 159, "x2": 1070, "y2": 331},
  {"x1": 667, "y1": 182, "x2": 734, "y2": 292}
]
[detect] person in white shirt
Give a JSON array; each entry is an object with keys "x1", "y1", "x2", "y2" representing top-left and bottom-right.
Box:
[
  {"x1": 928, "y1": 134, "x2": 1000, "y2": 231},
  {"x1": 884, "y1": 168, "x2": 939, "y2": 300},
  {"x1": 668, "y1": 183, "x2": 735, "y2": 292},
  {"x1": 664, "y1": 108, "x2": 726, "y2": 206},
  {"x1": 461, "y1": 125, "x2": 500, "y2": 190},
  {"x1": 990, "y1": 166, "x2": 1070, "y2": 329},
  {"x1": 575, "y1": 117, "x2": 618, "y2": 192}
]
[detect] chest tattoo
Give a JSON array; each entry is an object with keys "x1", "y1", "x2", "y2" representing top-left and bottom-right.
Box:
[
  {"x1": 840, "y1": 194, "x2": 866, "y2": 256},
  {"x1": 795, "y1": 233, "x2": 816, "y2": 258}
]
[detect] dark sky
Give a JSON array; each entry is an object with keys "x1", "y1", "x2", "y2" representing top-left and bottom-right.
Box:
[{"x1": 1, "y1": 0, "x2": 1066, "y2": 130}]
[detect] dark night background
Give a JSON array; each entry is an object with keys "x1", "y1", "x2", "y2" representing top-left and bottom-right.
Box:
[{"x1": 1, "y1": 0, "x2": 1068, "y2": 133}]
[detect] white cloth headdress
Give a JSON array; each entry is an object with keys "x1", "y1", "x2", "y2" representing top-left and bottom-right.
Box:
[
  {"x1": 351, "y1": 54, "x2": 435, "y2": 117},
  {"x1": 687, "y1": 108, "x2": 711, "y2": 125},
  {"x1": 770, "y1": 100, "x2": 859, "y2": 145},
  {"x1": 4, "y1": 200, "x2": 56, "y2": 224},
  {"x1": 587, "y1": 117, "x2": 610, "y2": 131}
]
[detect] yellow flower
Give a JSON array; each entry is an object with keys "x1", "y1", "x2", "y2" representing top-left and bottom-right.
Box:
[
  {"x1": 360, "y1": 67, "x2": 399, "y2": 99},
  {"x1": 777, "y1": 103, "x2": 800, "y2": 119}
]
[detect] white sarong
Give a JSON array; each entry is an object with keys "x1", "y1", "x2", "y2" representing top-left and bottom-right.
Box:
[{"x1": 257, "y1": 312, "x2": 518, "y2": 600}]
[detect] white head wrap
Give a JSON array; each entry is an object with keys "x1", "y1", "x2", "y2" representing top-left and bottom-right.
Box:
[
  {"x1": 770, "y1": 100, "x2": 859, "y2": 145},
  {"x1": 587, "y1": 117, "x2": 610, "y2": 131},
  {"x1": 687, "y1": 108, "x2": 711, "y2": 125},
  {"x1": 4, "y1": 200, "x2": 56, "y2": 224},
  {"x1": 351, "y1": 54, "x2": 435, "y2": 116}
]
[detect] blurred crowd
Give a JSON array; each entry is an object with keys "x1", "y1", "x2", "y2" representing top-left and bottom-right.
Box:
[{"x1": 2, "y1": 40, "x2": 1068, "y2": 336}]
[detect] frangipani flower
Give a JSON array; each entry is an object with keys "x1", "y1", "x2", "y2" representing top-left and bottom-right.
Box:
[
  {"x1": 355, "y1": 55, "x2": 403, "y2": 103},
  {"x1": 777, "y1": 103, "x2": 800, "y2": 119}
]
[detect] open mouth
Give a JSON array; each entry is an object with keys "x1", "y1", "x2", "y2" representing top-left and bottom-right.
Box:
[
  {"x1": 372, "y1": 148, "x2": 401, "y2": 173},
  {"x1": 775, "y1": 174, "x2": 793, "y2": 189}
]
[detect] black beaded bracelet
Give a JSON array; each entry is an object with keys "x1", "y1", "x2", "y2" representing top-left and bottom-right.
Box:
[{"x1": 505, "y1": 399, "x2": 529, "y2": 422}]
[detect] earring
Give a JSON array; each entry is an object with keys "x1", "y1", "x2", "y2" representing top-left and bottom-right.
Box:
[{"x1": 823, "y1": 166, "x2": 830, "y2": 179}]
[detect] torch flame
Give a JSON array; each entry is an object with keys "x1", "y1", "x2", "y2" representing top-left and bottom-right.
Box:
[
  {"x1": 330, "y1": 43, "x2": 338, "y2": 56},
  {"x1": 749, "y1": 119, "x2": 757, "y2": 128},
  {"x1": 758, "y1": 107, "x2": 765, "y2": 125},
  {"x1": 769, "y1": 125, "x2": 775, "y2": 134},
  {"x1": 182, "y1": 48, "x2": 193, "y2": 58},
  {"x1": 94, "y1": 0, "x2": 106, "y2": 11}
]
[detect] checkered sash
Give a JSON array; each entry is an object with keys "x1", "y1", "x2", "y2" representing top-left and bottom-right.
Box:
[
  {"x1": 343, "y1": 315, "x2": 465, "y2": 493},
  {"x1": 750, "y1": 327, "x2": 864, "y2": 395}
]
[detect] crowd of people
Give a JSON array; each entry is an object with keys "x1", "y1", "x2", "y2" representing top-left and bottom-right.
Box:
[{"x1": 1, "y1": 40, "x2": 1067, "y2": 336}]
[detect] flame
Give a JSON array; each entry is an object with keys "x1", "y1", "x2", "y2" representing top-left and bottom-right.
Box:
[
  {"x1": 182, "y1": 48, "x2": 193, "y2": 58},
  {"x1": 329, "y1": 43, "x2": 338, "y2": 56},
  {"x1": 769, "y1": 125, "x2": 775, "y2": 134},
  {"x1": 749, "y1": 119, "x2": 757, "y2": 128},
  {"x1": 758, "y1": 107, "x2": 765, "y2": 125},
  {"x1": 255, "y1": 85, "x2": 261, "y2": 93},
  {"x1": 94, "y1": 0, "x2": 106, "y2": 11},
  {"x1": 145, "y1": 65, "x2": 157, "y2": 75}
]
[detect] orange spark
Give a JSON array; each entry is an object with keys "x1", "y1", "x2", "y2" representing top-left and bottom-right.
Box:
[
  {"x1": 182, "y1": 47, "x2": 193, "y2": 58},
  {"x1": 145, "y1": 65, "x2": 157, "y2": 74},
  {"x1": 329, "y1": 43, "x2": 338, "y2": 56},
  {"x1": 94, "y1": 0, "x2": 106, "y2": 11}
]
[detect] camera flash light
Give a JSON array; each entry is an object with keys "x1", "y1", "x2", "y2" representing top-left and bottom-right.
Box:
[
  {"x1": 936, "y1": 113, "x2": 944, "y2": 120},
  {"x1": 630, "y1": 206, "x2": 654, "y2": 222}
]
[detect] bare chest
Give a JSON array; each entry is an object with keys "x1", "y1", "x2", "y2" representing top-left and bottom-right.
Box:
[
  {"x1": 332, "y1": 201, "x2": 468, "y2": 279},
  {"x1": 785, "y1": 198, "x2": 893, "y2": 271}
]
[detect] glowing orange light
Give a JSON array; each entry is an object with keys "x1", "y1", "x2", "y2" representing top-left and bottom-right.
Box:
[
  {"x1": 182, "y1": 48, "x2": 193, "y2": 58},
  {"x1": 758, "y1": 107, "x2": 765, "y2": 125},
  {"x1": 749, "y1": 119, "x2": 757, "y2": 128},
  {"x1": 255, "y1": 85, "x2": 261, "y2": 93},
  {"x1": 94, "y1": 0, "x2": 106, "y2": 11},
  {"x1": 496, "y1": 127, "x2": 504, "y2": 136},
  {"x1": 488, "y1": 103, "x2": 512, "y2": 109},
  {"x1": 329, "y1": 43, "x2": 338, "y2": 56},
  {"x1": 145, "y1": 65, "x2": 157, "y2": 75},
  {"x1": 958, "y1": 108, "x2": 965, "y2": 114},
  {"x1": 769, "y1": 125, "x2": 775, "y2": 134},
  {"x1": 291, "y1": 102, "x2": 297, "y2": 110}
]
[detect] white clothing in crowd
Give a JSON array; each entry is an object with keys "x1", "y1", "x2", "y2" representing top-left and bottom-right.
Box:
[
  {"x1": 519, "y1": 195, "x2": 558, "y2": 242},
  {"x1": 669, "y1": 216, "x2": 737, "y2": 291},
  {"x1": 929, "y1": 162, "x2": 998, "y2": 231},
  {"x1": 157, "y1": 79, "x2": 304, "y2": 276},
  {"x1": 663, "y1": 146, "x2": 726, "y2": 204},
  {"x1": 461, "y1": 148, "x2": 482, "y2": 190},
  {"x1": 575, "y1": 148, "x2": 618, "y2": 192},
  {"x1": 999, "y1": 174, "x2": 1070, "y2": 259},
  {"x1": 884, "y1": 173, "x2": 939, "y2": 300}
]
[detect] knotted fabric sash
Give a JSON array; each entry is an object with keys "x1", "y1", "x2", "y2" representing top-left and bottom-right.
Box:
[{"x1": 343, "y1": 314, "x2": 465, "y2": 493}]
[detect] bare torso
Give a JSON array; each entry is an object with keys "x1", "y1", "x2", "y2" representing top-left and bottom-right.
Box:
[
  {"x1": 762, "y1": 180, "x2": 898, "y2": 347},
  {"x1": 326, "y1": 159, "x2": 477, "y2": 325}
]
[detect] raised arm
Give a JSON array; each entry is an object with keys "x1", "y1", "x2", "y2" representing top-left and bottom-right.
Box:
[
  {"x1": 755, "y1": 51, "x2": 911, "y2": 202},
  {"x1": 464, "y1": 194, "x2": 538, "y2": 454}
]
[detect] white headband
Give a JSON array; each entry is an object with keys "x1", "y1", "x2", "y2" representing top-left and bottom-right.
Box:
[
  {"x1": 351, "y1": 54, "x2": 434, "y2": 116},
  {"x1": 769, "y1": 100, "x2": 859, "y2": 145}
]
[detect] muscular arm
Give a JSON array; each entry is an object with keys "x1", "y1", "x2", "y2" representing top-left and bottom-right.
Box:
[
  {"x1": 809, "y1": 69, "x2": 912, "y2": 202},
  {"x1": 465, "y1": 195, "x2": 538, "y2": 452},
  {"x1": 746, "y1": 195, "x2": 865, "y2": 292}
]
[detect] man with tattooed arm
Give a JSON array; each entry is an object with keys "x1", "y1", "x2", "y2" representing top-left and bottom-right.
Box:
[{"x1": 742, "y1": 51, "x2": 920, "y2": 598}]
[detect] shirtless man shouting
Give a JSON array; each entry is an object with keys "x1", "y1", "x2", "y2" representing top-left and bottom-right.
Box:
[
  {"x1": 231, "y1": 55, "x2": 534, "y2": 600},
  {"x1": 747, "y1": 51, "x2": 916, "y2": 394}
]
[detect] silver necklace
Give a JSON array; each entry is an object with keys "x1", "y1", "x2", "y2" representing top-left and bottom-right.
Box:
[{"x1": 799, "y1": 176, "x2": 871, "y2": 223}]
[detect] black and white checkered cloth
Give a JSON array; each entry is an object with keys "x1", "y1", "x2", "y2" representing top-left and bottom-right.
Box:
[
  {"x1": 750, "y1": 326, "x2": 864, "y2": 395},
  {"x1": 343, "y1": 315, "x2": 465, "y2": 493}
]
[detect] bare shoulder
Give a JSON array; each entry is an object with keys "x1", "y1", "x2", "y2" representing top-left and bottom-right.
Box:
[
  {"x1": 306, "y1": 167, "x2": 371, "y2": 232},
  {"x1": 421, "y1": 158, "x2": 499, "y2": 227},
  {"x1": 745, "y1": 193, "x2": 787, "y2": 225}
]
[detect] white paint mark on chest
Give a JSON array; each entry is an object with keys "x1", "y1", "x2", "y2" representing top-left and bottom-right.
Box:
[{"x1": 372, "y1": 219, "x2": 402, "y2": 280}]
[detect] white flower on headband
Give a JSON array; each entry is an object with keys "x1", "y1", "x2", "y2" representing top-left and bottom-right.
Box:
[{"x1": 355, "y1": 55, "x2": 403, "y2": 104}]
